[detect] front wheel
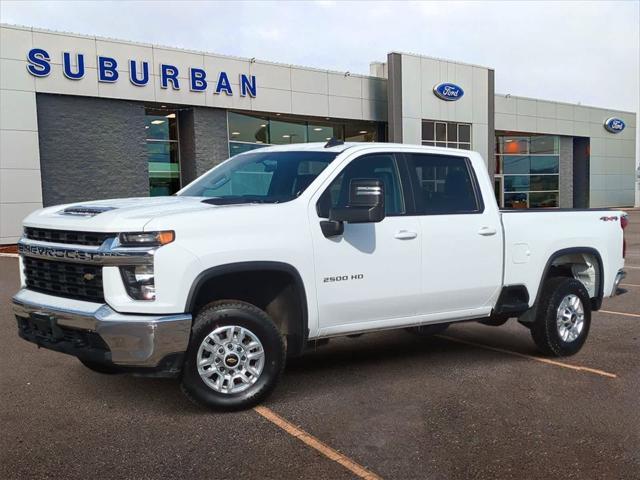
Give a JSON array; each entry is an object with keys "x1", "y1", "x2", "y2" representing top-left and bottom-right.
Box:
[
  {"x1": 180, "y1": 301, "x2": 285, "y2": 411},
  {"x1": 530, "y1": 277, "x2": 591, "y2": 357}
]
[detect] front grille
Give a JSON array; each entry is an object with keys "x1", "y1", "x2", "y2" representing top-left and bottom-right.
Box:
[
  {"x1": 23, "y1": 257, "x2": 104, "y2": 303},
  {"x1": 24, "y1": 227, "x2": 114, "y2": 246}
]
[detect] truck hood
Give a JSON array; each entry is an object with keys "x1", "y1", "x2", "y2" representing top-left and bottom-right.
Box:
[{"x1": 23, "y1": 196, "x2": 215, "y2": 232}]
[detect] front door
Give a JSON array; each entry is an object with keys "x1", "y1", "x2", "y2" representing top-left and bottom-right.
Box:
[{"x1": 309, "y1": 152, "x2": 422, "y2": 336}]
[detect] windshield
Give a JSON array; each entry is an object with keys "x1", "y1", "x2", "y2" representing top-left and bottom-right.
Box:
[{"x1": 178, "y1": 150, "x2": 338, "y2": 204}]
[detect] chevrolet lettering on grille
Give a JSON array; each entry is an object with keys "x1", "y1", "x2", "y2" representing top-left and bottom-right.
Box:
[{"x1": 17, "y1": 242, "x2": 152, "y2": 266}]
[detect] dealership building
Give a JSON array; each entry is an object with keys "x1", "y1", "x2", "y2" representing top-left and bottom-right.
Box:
[{"x1": 0, "y1": 23, "x2": 637, "y2": 244}]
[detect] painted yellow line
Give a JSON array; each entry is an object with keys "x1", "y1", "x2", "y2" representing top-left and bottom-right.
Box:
[
  {"x1": 599, "y1": 310, "x2": 640, "y2": 318},
  {"x1": 254, "y1": 406, "x2": 382, "y2": 480},
  {"x1": 437, "y1": 335, "x2": 617, "y2": 379}
]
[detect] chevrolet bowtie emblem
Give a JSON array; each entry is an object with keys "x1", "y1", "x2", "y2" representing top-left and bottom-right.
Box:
[{"x1": 83, "y1": 272, "x2": 96, "y2": 281}]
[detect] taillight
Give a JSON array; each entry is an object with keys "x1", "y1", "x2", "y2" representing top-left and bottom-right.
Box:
[{"x1": 620, "y1": 214, "x2": 628, "y2": 258}]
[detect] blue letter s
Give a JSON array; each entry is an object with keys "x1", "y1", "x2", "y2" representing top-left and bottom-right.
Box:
[{"x1": 26, "y1": 48, "x2": 51, "y2": 77}]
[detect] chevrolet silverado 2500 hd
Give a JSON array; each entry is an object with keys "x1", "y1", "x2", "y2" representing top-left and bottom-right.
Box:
[{"x1": 13, "y1": 142, "x2": 628, "y2": 410}]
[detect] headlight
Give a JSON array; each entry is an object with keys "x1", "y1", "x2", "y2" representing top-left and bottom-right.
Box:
[
  {"x1": 120, "y1": 264, "x2": 156, "y2": 300},
  {"x1": 118, "y1": 231, "x2": 175, "y2": 247}
]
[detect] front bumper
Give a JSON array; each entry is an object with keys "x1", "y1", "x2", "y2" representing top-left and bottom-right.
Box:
[{"x1": 13, "y1": 289, "x2": 192, "y2": 373}]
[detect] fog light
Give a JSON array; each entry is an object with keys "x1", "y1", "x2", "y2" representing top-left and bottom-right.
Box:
[{"x1": 120, "y1": 264, "x2": 156, "y2": 300}]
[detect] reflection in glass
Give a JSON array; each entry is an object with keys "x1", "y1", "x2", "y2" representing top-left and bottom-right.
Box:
[
  {"x1": 270, "y1": 119, "x2": 308, "y2": 144},
  {"x1": 504, "y1": 175, "x2": 530, "y2": 192},
  {"x1": 529, "y1": 192, "x2": 559, "y2": 208},
  {"x1": 308, "y1": 122, "x2": 344, "y2": 142},
  {"x1": 502, "y1": 155, "x2": 530, "y2": 175},
  {"x1": 530, "y1": 136, "x2": 559, "y2": 154},
  {"x1": 146, "y1": 109, "x2": 180, "y2": 196},
  {"x1": 504, "y1": 192, "x2": 528, "y2": 209},
  {"x1": 458, "y1": 124, "x2": 471, "y2": 143},
  {"x1": 422, "y1": 121, "x2": 434, "y2": 141},
  {"x1": 229, "y1": 142, "x2": 268, "y2": 156},
  {"x1": 530, "y1": 155, "x2": 559, "y2": 174},
  {"x1": 228, "y1": 112, "x2": 269, "y2": 144}
]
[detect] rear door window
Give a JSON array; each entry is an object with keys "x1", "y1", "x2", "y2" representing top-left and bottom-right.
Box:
[{"x1": 405, "y1": 153, "x2": 482, "y2": 215}]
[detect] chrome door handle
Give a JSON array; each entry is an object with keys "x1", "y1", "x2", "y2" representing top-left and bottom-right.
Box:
[
  {"x1": 478, "y1": 226, "x2": 497, "y2": 236},
  {"x1": 394, "y1": 230, "x2": 418, "y2": 240}
]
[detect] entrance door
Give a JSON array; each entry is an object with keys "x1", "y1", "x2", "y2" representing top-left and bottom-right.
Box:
[{"x1": 309, "y1": 152, "x2": 422, "y2": 336}]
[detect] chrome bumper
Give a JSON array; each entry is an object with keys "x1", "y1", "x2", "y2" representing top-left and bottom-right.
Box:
[{"x1": 12, "y1": 289, "x2": 192, "y2": 368}]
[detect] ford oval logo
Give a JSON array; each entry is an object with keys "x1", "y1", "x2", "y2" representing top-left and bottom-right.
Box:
[
  {"x1": 433, "y1": 82, "x2": 464, "y2": 101},
  {"x1": 604, "y1": 117, "x2": 625, "y2": 134}
]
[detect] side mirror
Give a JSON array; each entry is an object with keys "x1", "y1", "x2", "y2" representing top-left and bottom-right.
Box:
[{"x1": 330, "y1": 178, "x2": 385, "y2": 224}]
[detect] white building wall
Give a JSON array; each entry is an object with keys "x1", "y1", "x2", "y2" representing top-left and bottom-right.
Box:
[
  {"x1": 397, "y1": 52, "x2": 491, "y2": 164},
  {"x1": 495, "y1": 94, "x2": 637, "y2": 207},
  {"x1": 0, "y1": 25, "x2": 42, "y2": 244}
]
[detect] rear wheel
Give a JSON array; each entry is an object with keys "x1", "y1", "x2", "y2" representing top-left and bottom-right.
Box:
[
  {"x1": 530, "y1": 277, "x2": 591, "y2": 357},
  {"x1": 181, "y1": 300, "x2": 285, "y2": 411}
]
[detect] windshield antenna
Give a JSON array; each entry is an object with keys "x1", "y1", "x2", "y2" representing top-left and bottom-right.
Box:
[{"x1": 324, "y1": 137, "x2": 344, "y2": 148}]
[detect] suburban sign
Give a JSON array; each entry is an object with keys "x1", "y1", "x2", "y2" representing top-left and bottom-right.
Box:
[
  {"x1": 603, "y1": 117, "x2": 625, "y2": 134},
  {"x1": 433, "y1": 82, "x2": 464, "y2": 101},
  {"x1": 25, "y1": 48, "x2": 257, "y2": 97}
]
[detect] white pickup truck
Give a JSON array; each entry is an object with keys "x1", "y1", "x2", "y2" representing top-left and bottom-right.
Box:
[{"x1": 13, "y1": 141, "x2": 628, "y2": 410}]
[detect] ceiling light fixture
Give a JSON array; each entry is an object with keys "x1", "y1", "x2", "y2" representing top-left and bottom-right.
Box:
[
  {"x1": 151, "y1": 120, "x2": 165, "y2": 125},
  {"x1": 231, "y1": 131, "x2": 240, "y2": 135},
  {"x1": 282, "y1": 134, "x2": 290, "y2": 138},
  {"x1": 313, "y1": 127, "x2": 323, "y2": 131},
  {"x1": 359, "y1": 130, "x2": 368, "y2": 134},
  {"x1": 165, "y1": 113, "x2": 176, "y2": 119}
]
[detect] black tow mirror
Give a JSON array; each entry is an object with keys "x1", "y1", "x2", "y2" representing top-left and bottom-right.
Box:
[
  {"x1": 320, "y1": 179, "x2": 386, "y2": 238},
  {"x1": 330, "y1": 178, "x2": 385, "y2": 224}
]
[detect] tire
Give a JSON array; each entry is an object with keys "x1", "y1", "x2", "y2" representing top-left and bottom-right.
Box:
[
  {"x1": 530, "y1": 277, "x2": 591, "y2": 357},
  {"x1": 79, "y1": 358, "x2": 123, "y2": 374},
  {"x1": 405, "y1": 323, "x2": 449, "y2": 336},
  {"x1": 180, "y1": 300, "x2": 285, "y2": 411}
]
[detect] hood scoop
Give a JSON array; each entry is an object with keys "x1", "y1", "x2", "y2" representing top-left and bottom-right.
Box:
[{"x1": 60, "y1": 205, "x2": 117, "y2": 217}]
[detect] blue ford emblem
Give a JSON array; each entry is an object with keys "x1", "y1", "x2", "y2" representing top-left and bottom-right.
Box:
[
  {"x1": 604, "y1": 117, "x2": 625, "y2": 133},
  {"x1": 433, "y1": 82, "x2": 464, "y2": 101}
]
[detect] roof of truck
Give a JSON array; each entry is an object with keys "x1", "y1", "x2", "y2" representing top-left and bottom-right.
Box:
[{"x1": 251, "y1": 142, "x2": 476, "y2": 156}]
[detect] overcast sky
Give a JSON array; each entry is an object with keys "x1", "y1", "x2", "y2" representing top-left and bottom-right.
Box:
[{"x1": 1, "y1": 0, "x2": 638, "y2": 113}]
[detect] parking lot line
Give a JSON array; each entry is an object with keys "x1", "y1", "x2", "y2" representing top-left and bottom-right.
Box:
[
  {"x1": 599, "y1": 310, "x2": 640, "y2": 318},
  {"x1": 620, "y1": 283, "x2": 640, "y2": 287},
  {"x1": 254, "y1": 406, "x2": 383, "y2": 480},
  {"x1": 438, "y1": 335, "x2": 617, "y2": 378}
]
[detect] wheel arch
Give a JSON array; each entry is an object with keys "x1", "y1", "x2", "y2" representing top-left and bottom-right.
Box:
[
  {"x1": 536, "y1": 247, "x2": 604, "y2": 311},
  {"x1": 185, "y1": 261, "x2": 309, "y2": 356}
]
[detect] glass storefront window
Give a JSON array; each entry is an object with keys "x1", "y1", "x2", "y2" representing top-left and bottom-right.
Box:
[
  {"x1": 145, "y1": 109, "x2": 180, "y2": 196},
  {"x1": 228, "y1": 112, "x2": 269, "y2": 144},
  {"x1": 226, "y1": 111, "x2": 382, "y2": 155},
  {"x1": 308, "y1": 122, "x2": 344, "y2": 142},
  {"x1": 270, "y1": 119, "x2": 308, "y2": 145},
  {"x1": 495, "y1": 133, "x2": 560, "y2": 209}
]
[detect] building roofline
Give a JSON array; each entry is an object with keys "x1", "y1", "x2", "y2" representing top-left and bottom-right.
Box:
[
  {"x1": 0, "y1": 22, "x2": 384, "y2": 80},
  {"x1": 495, "y1": 92, "x2": 637, "y2": 115},
  {"x1": 388, "y1": 50, "x2": 493, "y2": 71}
]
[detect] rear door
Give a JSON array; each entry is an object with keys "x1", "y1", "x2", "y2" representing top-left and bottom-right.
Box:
[{"x1": 404, "y1": 152, "x2": 503, "y2": 315}]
